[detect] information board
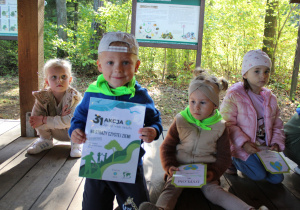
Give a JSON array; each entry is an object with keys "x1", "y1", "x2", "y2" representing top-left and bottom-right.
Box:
[
  {"x1": 0, "y1": 0, "x2": 17, "y2": 40},
  {"x1": 131, "y1": 0, "x2": 205, "y2": 66},
  {"x1": 134, "y1": 0, "x2": 200, "y2": 45}
]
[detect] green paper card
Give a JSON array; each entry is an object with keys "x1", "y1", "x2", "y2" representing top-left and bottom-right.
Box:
[
  {"x1": 171, "y1": 163, "x2": 207, "y2": 188},
  {"x1": 257, "y1": 150, "x2": 290, "y2": 174}
]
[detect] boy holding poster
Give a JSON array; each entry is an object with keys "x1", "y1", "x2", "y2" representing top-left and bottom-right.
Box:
[
  {"x1": 140, "y1": 69, "x2": 266, "y2": 210},
  {"x1": 69, "y1": 32, "x2": 162, "y2": 210}
]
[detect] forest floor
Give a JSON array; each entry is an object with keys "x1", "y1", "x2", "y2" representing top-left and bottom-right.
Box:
[{"x1": 0, "y1": 75, "x2": 299, "y2": 129}]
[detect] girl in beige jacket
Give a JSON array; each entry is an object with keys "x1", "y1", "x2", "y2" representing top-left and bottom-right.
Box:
[{"x1": 27, "y1": 59, "x2": 82, "y2": 157}]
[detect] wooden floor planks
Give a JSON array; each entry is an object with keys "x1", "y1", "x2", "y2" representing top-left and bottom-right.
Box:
[
  {"x1": 30, "y1": 157, "x2": 83, "y2": 210},
  {"x1": 0, "y1": 121, "x2": 300, "y2": 210},
  {"x1": 0, "y1": 146, "x2": 70, "y2": 209}
]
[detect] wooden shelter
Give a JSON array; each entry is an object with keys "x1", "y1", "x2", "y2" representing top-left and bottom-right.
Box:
[{"x1": 4, "y1": 0, "x2": 300, "y2": 209}]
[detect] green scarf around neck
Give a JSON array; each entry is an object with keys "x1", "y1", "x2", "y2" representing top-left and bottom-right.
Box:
[
  {"x1": 86, "y1": 74, "x2": 136, "y2": 98},
  {"x1": 180, "y1": 106, "x2": 223, "y2": 130}
]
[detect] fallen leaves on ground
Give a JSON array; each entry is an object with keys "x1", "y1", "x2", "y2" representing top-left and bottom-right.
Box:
[{"x1": 0, "y1": 77, "x2": 299, "y2": 129}]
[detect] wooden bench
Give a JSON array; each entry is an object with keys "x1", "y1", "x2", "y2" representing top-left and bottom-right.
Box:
[
  {"x1": 143, "y1": 130, "x2": 300, "y2": 210},
  {"x1": 1, "y1": 120, "x2": 300, "y2": 210}
]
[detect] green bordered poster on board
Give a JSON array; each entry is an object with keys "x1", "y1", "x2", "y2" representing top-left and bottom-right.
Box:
[
  {"x1": 135, "y1": 0, "x2": 201, "y2": 45},
  {"x1": 0, "y1": 0, "x2": 17, "y2": 40}
]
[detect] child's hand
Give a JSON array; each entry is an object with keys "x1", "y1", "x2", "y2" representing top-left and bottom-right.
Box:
[
  {"x1": 270, "y1": 143, "x2": 279, "y2": 152},
  {"x1": 29, "y1": 115, "x2": 44, "y2": 128},
  {"x1": 61, "y1": 104, "x2": 71, "y2": 116},
  {"x1": 71, "y1": 128, "x2": 86, "y2": 144},
  {"x1": 206, "y1": 171, "x2": 214, "y2": 182},
  {"x1": 138, "y1": 127, "x2": 157, "y2": 143},
  {"x1": 168, "y1": 166, "x2": 179, "y2": 177},
  {"x1": 242, "y1": 142, "x2": 260, "y2": 154}
]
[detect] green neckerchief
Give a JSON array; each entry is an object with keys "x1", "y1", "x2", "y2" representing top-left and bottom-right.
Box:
[
  {"x1": 180, "y1": 106, "x2": 223, "y2": 130},
  {"x1": 86, "y1": 74, "x2": 136, "y2": 98}
]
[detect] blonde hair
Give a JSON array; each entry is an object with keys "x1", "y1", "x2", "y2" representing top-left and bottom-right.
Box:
[
  {"x1": 43, "y1": 59, "x2": 72, "y2": 88},
  {"x1": 192, "y1": 68, "x2": 228, "y2": 92},
  {"x1": 189, "y1": 68, "x2": 228, "y2": 107}
]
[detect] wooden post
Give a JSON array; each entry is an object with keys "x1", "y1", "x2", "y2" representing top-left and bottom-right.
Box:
[
  {"x1": 196, "y1": 0, "x2": 205, "y2": 67},
  {"x1": 290, "y1": 22, "x2": 300, "y2": 101},
  {"x1": 18, "y1": 0, "x2": 44, "y2": 136}
]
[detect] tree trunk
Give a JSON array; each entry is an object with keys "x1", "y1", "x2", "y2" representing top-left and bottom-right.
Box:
[
  {"x1": 262, "y1": 0, "x2": 278, "y2": 74},
  {"x1": 56, "y1": 0, "x2": 68, "y2": 58},
  {"x1": 89, "y1": 0, "x2": 105, "y2": 73},
  {"x1": 162, "y1": 48, "x2": 167, "y2": 83},
  {"x1": 73, "y1": 0, "x2": 78, "y2": 42},
  {"x1": 90, "y1": 0, "x2": 105, "y2": 59},
  {"x1": 290, "y1": 22, "x2": 300, "y2": 101}
]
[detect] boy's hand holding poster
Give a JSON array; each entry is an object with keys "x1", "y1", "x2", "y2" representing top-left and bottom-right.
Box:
[
  {"x1": 171, "y1": 163, "x2": 207, "y2": 188},
  {"x1": 257, "y1": 149, "x2": 290, "y2": 174},
  {"x1": 80, "y1": 97, "x2": 146, "y2": 184}
]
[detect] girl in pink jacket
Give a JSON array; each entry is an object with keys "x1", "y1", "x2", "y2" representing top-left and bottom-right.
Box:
[{"x1": 220, "y1": 50, "x2": 285, "y2": 184}]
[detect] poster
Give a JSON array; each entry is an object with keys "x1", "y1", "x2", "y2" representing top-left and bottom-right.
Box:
[
  {"x1": 172, "y1": 163, "x2": 206, "y2": 188},
  {"x1": 257, "y1": 150, "x2": 290, "y2": 174},
  {"x1": 79, "y1": 98, "x2": 146, "y2": 184},
  {"x1": 135, "y1": 0, "x2": 200, "y2": 45},
  {"x1": 0, "y1": 0, "x2": 17, "y2": 37}
]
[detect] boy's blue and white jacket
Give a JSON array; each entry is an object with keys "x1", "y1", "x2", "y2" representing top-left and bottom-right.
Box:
[{"x1": 69, "y1": 81, "x2": 163, "y2": 163}]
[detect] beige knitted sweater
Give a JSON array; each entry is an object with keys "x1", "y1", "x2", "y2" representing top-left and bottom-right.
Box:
[{"x1": 31, "y1": 86, "x2": 82, "y2": 130}]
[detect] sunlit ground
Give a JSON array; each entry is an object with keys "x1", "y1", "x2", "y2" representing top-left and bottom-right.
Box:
[{"x1": 0, "y1": 75, "x2": 299, "y2": 126}]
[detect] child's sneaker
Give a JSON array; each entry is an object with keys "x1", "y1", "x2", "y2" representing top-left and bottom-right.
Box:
[
  {"x1": 27, "y1": 138, "x2": 54, "y2": 154},
  {"x1": 139, "y1": 202, "x2": 162, "y2": 210},
  {"x1": 258, "y1": 206, "x2": 269, "y2": 210},
  {"x1": 250, "y1": 206, "x2": 269, "y2": 210},
  {"x1": 294, "y1": 166, "x2": 300, "y2": 175},
  {"x1": 70, "y1": 142, "x2": 82, "y2": 158},
  {"x1": 225, "y1": 163, "x2": 237, "y2": 175}
]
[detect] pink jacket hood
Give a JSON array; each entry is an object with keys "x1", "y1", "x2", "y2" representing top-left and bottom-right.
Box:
[{"x1": 220, "y1": 82, "x2": 285, "y2": 161}]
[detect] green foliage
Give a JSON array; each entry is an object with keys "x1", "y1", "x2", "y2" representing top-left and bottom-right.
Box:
[
  {"x1": 201, "y1": 0, "x2": 298, "y2": 91},
  {"x1": 44, "y1": 1, "x2": 132, "y2": 75},
  {"x1": 2, "y1": 0, "x2": 298, "y2": 91},
  {"x1": 41, "y1": 0, "x2": 300, "y2": 89},
  {"x1": 0, "y1": 40, "x2": 18, "y2": 76}
]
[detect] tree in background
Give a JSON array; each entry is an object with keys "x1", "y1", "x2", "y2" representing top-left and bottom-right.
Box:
[
  {"x1": 263, "y1": 0, "x2": 278, "y2": 74},
  {"x1": 90, "y1": 0, "x2": 105, "y2": 59},
  {"x1": 2, "y1": 0, "x2": 299, "y2": 96},
  {"x1": 290, "y1": 21, "x2": 300, "y2": 101},
  {"x1": 56, "y1": 0, "x2": 68, "y2": 58},
  {"x1": 88, "y1": 0, "x2": 105, "y2": 73}
]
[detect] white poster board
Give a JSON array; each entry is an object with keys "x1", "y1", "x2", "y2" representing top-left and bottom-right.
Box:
[
  {"x1": 79, "y1": 98, "x2": 146, "y2": 184},
  {"x1": 134, "y1": 0, "x2": 200, "y2": 45},
  {"x1": 0, "y1": 0, "x2": 17, "y2": 39}
]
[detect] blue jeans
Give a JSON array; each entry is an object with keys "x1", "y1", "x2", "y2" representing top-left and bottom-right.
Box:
[{"x1": 232, "y1": 154, "x2": 284, "y2": 184}]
